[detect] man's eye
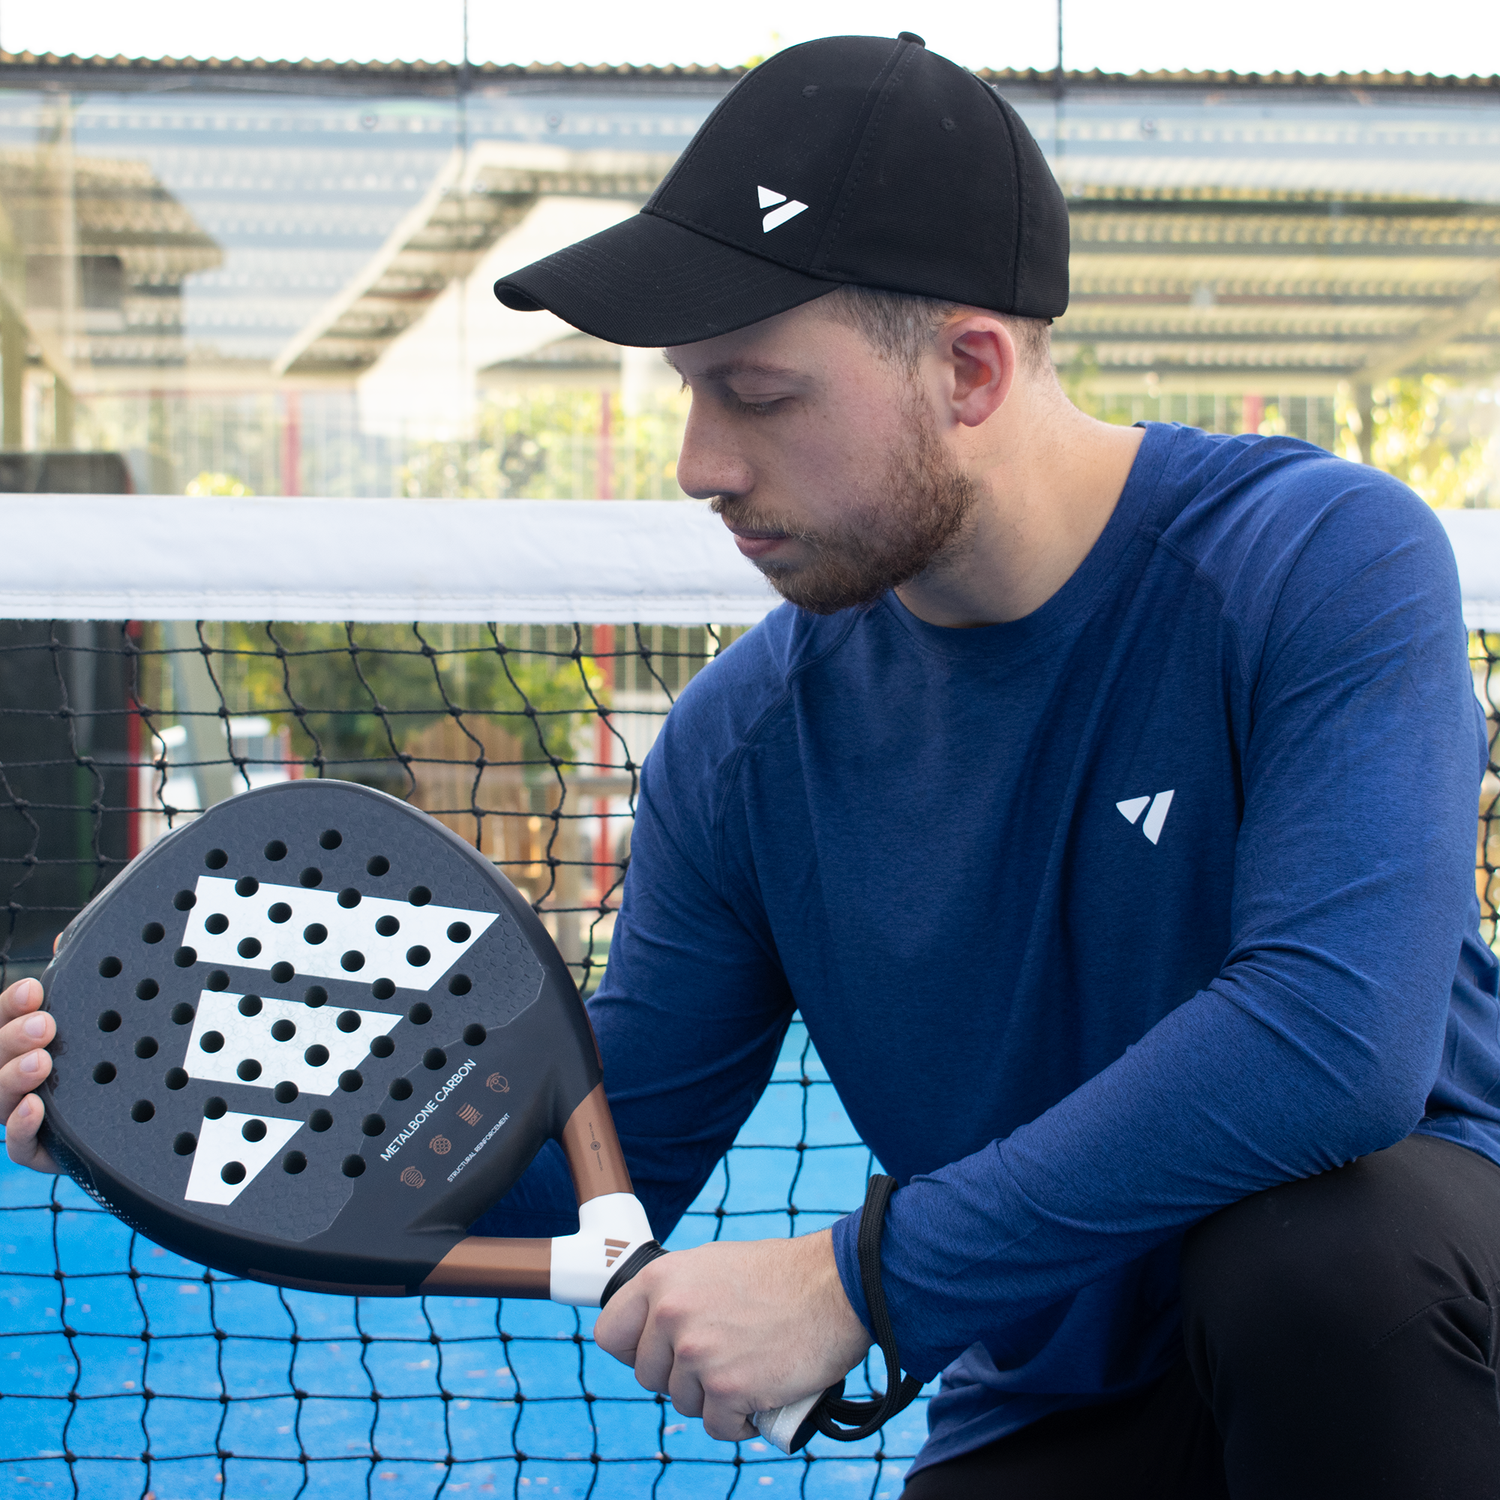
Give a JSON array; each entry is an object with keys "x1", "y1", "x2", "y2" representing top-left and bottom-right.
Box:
[{"x1": 730, "y1": 394, "x2": 783, "y2": 416}]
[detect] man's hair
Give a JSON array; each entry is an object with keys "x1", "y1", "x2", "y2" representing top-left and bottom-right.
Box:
[{"x1": 819, "y1": 284, "x2": 1054, "y2": 380}]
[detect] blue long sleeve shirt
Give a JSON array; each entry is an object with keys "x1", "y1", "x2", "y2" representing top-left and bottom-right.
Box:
[{"x1": 474, "y1": 423, "x2": 1500, "y2": 1472}]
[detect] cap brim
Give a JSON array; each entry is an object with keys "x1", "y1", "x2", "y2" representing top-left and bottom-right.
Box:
[{"x1": 494, "y1": 212, "x2": 842, "y2": 348}]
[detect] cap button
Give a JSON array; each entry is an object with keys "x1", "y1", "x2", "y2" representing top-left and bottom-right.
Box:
[{"x1": 897, "y1": 31, "x2": 926, "y2": 46}]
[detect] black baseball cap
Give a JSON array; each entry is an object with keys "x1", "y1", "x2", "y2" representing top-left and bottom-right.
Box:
[{"x1": 493, "y1": 32, "x2": 1069, "y2": 347}]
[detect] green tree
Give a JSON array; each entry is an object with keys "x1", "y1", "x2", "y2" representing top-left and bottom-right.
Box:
[
  {"x1": 1338, "y1": 376, "x2": 1496, "y2": 508},
  {"x1": 214, "y1": 623, "x2": 605, "y2": 795}
]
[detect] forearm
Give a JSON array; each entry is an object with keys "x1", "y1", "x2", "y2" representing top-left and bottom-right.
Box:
[{"x1": 836, "y1": 957, "x2": 1453, "y2": 1377}]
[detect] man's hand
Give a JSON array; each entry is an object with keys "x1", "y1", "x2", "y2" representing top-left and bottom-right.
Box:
[
  {"x1": 1, "y1": 978, "x2": 59, "y2": 1173},
  {"x1": 593, "y1": 1228, "x2": 871, "y2": 1441}
]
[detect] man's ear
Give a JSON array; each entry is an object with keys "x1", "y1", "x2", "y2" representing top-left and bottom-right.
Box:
[{"x1": 945, "y1": 318, "x2": 1016, "y2": 429}]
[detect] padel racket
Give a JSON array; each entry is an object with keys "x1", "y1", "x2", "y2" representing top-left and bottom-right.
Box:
[
  {"x1": 38, "y1": 778, "x2": 657, "y2": 1305},
  {"x1": 36, "y1": 777, "x2": 842, "y2": 1450}
]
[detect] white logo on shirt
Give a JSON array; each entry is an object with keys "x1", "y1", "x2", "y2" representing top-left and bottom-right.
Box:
[
  {"x1": 1117, "y1": 790, "x2": 1175, "y2": 845},
  {"x1": 757, "y1": 185, "x2": 808, "y2": 233}
]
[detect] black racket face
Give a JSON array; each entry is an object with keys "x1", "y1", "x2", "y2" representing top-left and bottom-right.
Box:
[{"x1": 40, "y1": 780, "x2": 600, "y2": 1292}]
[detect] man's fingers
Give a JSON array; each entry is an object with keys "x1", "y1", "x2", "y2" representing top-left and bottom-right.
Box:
[
  {"x1": 666, "y1": 1366, "x2": 706, "y2": 1420},
  {"x1": 0, "y1": 978, "x2": 60, "y2": 1174},
  {"x1": 1, "y1": 976, "x2": 44, "y2": 1024},
  {"x1": 5, "y1": 1091, "x2": 60, "y2": 1173},
  {"x1": 700, "y1": 1402, "x2": 757, "y2": 1444},
  {"x1": 593, "y1": 1278, "x2": 650, "y2": 1366}
]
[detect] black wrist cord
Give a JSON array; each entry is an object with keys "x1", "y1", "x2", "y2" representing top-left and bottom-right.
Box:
[{"x1": 808, "y1": 1172, "x2": 923, "y2": 1443}]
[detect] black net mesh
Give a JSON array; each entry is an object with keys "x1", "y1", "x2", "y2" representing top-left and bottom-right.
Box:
[{"x1": 0, "y1": 619, "x2": 930, "y2": 1499}]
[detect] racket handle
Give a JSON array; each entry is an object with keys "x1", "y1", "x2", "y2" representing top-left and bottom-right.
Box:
[{"x1": 754, "y1": 1386, "x2": 839, "y2": 1454}]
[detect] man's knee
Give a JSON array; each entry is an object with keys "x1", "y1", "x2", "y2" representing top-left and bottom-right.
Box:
[{"x1": 1181, "y1": 1135, "x2": 1499, "y2": 1376}]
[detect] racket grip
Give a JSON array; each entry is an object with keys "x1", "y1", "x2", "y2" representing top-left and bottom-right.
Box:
[{"x1": 753, "y1": 1386, "x2": 839, "y2": 1454}]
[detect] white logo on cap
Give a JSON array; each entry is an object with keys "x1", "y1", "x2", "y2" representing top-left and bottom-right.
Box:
[{"x1": 757, "y1": 185, "x2": 808, "y2": 233}]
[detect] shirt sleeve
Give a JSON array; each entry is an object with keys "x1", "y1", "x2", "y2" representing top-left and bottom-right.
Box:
[
  {"x1": 832, "y1": 478, "x2": 1491, "y2": 1380},
  {"x1": 470, "y1": 666, "x2": 797, "y2": 1243}
]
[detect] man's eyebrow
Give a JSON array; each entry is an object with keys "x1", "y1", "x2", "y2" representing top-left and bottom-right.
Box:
[{"x1": 664, "y1": 355, "x2": 806, "y2": 383}]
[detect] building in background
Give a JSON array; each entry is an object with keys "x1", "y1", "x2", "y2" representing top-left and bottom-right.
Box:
[{"x1": 0, "y1": 50, "x2": 1494, "y2": 505}]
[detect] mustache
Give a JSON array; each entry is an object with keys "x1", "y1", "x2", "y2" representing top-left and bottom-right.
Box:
[{"x1": 708, "y1": 494, "x2": 818, "y2": 545}]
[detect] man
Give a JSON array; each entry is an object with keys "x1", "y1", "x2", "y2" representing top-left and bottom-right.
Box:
[{"x1": 5, "y1": 32, "x2": 1500, "y2": 1498}]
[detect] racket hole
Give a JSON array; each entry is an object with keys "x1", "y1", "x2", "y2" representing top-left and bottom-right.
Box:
[
  {"x1": 270, "y1": 1019, "x2": 296, "y2": 1042},
  {"x1": 340, "y1": 950, "x2": 365, "y2": 973},
  {"x1": 173, "y1": 1132, "x2": 196, "y2": 1155},
  {"x1": 165, "y1": 1068, "x2": 188, "y2": 1090},
  {"x1": 199, "y1": 1031, "x2": 225, "y2": 1054},
  {"x1": 93, "y1": 1062, "x2": 117, "y2": 1085},
  {"x1": 361, "y1": 1114, "x2": 386, "y2": 1137},
  {"x1": 135, "y1": 978, "x2": 159, "y2": 1001},
  {"x1": 366, "y1": 855, "x2": 389, "y2": 877},
  {"x1": 423, "y1": 1048, "x2": 447, "y2": 1071},
  {"x1": 308, "y1": 1109, "x2": 333, "y2": 1132},
  {"x1": 263, "y1": 840, "x2": 287, "y2": 862},
  {"x1": 375, "y1": 915, "x2": 400, "y2": 937},
  {"x1": 304, "y1": 1044, "x2": 329, "y2": 1067},
  {"x1": 341, "y1": 1155, "x2": 365, "y2": 1177},
  {"x1": 173, "y1": 946, "x2": 197, "y2": 968},
  {"x1": 303, "y1": 923, "x2": 327, "y2": 946},
  {"x1": 371, "y1": 978, "x2": 395, "y2": 1001},
  {"x1": 204, "y1": 1096, "x2": 227, "y2": 1120},
  {"x1": 270, "y1": 962, "x2": 295, "y2": 984},
  {"x1": 463, "y1": 1024, "x2": 487, "y2": 1047},
  {"x1": 388, "y1": 1078, "x2": 412, "y2": 1101},
  {"x1": 173, "y1": 890, "x2": 197, "y2": 912},
  {"x1": 303, "y1": 985, "x2": 328, "y2": 1009},
  {"x1": 98, "y1": 1010, "x2": 122, "y2": 1032},
  {"x1": 221, "y1": 1161, "x2": 246, "y2": 1185},
  {"x1": 98, "y1": 956, "x2": 122, "y2": 979},
  {"x1": 238, "y1": 995, "x2": 263, "y2": 1017},
  {"x1": 274, "y1": 1081, "x2": 299, "y2": 1104},
  {"x1": 370, "y1": 1035, "x2": 395, "y2": 1058},
  {"x1": 407, "y1": 1002, "x2": 432, "y2": 1025},
  {"x1": 141, "y1": 922, "x2": 165, "y2": 945},
  {"x1": 235, "y1": 877, "x2": 259, "y2": 898},
  {"x1": 282, "y1": 1150, "x2": 306, "y2": 1174},
  {"x1": 267, "y1": 903, "x2": 291, "y2": 924},
  {"x1": 299, "y1": 867, "x2": 322, "y2": 888},
  {"x1": 237, "y1": 1059, "x2": 262, "y2": 1082},
  {"x1": 320, "y1": 829, "x2": 343, "y2": 850},
  {"x1": 130, "y1": 1099, "x2": 154, "y2": 1123},
  {"x1": 206, "y1": 970, "x2": 230, "y2": 992},
  {"x1": 134, "y1": 1037, "x2": 158, "y2": 1059},
  {"x1": 171, "y1": 1003, "x2": 195, "y2": 1025},
  {"x1": 237, "y1": 937, "x2": 262, "y2": 959},
  {"x1": 336, "y1": 1010, "x2": 361, "y2": 1033},
  {"x1": 241, "y1": 1118, "x2": 267, "y2": 1143},
  {"x1": 338, "y1": 1070, "x2": 364, "y2": 1092},
  {"x1": 446, "y1": 923, "x2": 470, "y2": 943},
  {"x1": 447, "y1": 974, "x2": 471, "y2": 996},
  {"x1": 205, "y1": 849, "x2": 228, "y2": 870},
  {"x1": 407, "y1": 886, "x2": 432, "y2": 907},
  {"x1": 204, "y1": 914, "x2": 229, "y2": 935},
  {"x1": 407, "y1": 946, "x2": 431, "y2": 968},
  {"x1": 338, "y1": 888, "x2": 361, "y2": 909}
]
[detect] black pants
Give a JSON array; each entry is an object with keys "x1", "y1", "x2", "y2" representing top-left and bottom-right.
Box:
[{"x1": 901, "y1": 1134, "x2": 1500, "y2": 1499}]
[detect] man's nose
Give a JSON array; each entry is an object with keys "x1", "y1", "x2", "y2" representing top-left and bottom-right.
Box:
[{"x1": 675, "y1": 402, "x2": 752, "y2": 502}]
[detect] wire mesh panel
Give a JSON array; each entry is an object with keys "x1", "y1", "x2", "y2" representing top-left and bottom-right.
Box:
[{"x1": 0, "y1": 620, "x2": 930, "y2": 1499}]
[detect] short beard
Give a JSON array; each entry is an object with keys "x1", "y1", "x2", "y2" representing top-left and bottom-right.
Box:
[{"x1": 710, "y1": 409, "x2": 979, "y2": 616}]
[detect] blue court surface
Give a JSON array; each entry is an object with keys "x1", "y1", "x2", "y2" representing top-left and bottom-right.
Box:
[{"x1": 1, "y1": 1019, "x2": 932, "y2": 1497}]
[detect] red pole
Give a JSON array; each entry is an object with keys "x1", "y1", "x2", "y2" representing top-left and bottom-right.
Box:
[
  {"x1": 282, "y1": 389, "x2": 302, "y2": 496},
  {"x1": 126, "y1": 621, "x2": 146, "y2": 861},
  {"x1": 592, "y1": 398, "x2": 616, "y2": 905}
]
